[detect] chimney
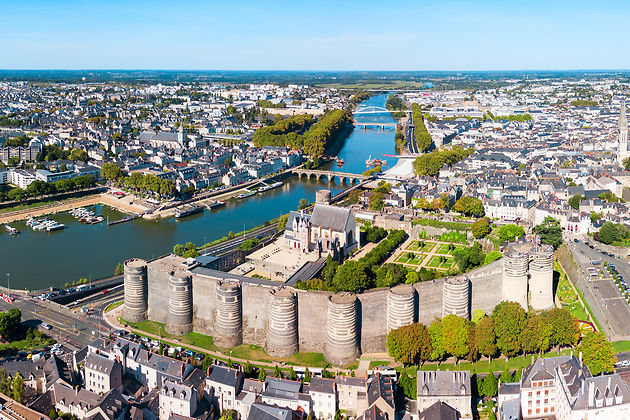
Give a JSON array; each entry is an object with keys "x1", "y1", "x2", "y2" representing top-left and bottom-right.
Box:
[
  {"x1": 588, "y1": 380, "x2": 595, "y2": 405},
  {"x1": 579, "y1": 352, "x2": 583, "y2": 364},
  {"x1": 608, "y1": 376, "x2": 611, "y2": 389},
  {"x1": 180, "y1": 363, "x2": 185, "y2": 377}
]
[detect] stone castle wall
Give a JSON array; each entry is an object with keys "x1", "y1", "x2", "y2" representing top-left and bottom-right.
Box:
[{"x1": 144, "y1": 258, "x2": 504, "y2": 358}]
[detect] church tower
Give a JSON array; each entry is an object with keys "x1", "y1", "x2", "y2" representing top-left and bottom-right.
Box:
[
  {"x1": 177, "y1": 123, "x2": 186, "y2": 146},
  {"x1": 618, "y1": 101, "x2": 629, "y2": 165}
]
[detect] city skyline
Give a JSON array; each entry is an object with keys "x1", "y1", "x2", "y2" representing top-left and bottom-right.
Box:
[{"x1": 2, "y1": 0, "x2": 630, "y2": 71}]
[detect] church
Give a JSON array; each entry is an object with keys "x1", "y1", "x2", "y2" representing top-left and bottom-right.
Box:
[
  {"x1": 617, "y1": 101, "x2": 629, "y2": 165},
  {"x1": 284, "y1": 204, "x2": 359, "y2": 257},
  {"x1": 138, "y1": 125, "x2": 187, "y2": 149}
]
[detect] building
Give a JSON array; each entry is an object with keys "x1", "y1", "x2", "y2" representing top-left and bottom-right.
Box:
[
  {"x1": 284, "y1": 204, "x2": 359, "y2": 256},
  {"x1": 159, "y1": 379, "x2": 200, "y2": 419},
  {"x1": 417, "y1": 371, "x2": 472, "y2": 419},
  {"x1": 309, "y1": 377, "x2": 336, "y2": 419},
  {"x1": 205, "y1": 365, "x2": 244, "y2": 413},
  {"x1": 519, "y1": 354, "x2": 571, "y2": 417},
  {"x1": 366, "y1": 373, "x2": 395, "y2": 419},
  {"x1": 618, "y1": 101, "x2": 629, "y2": 165},
  {"x1": 139, "y1": 126, "x2": 187, "y2": 149},
  {"x1": 84, "y1": 353, "x2": 123, "y2": 394},
  {"x1": 555, "y1": 358, "x2": 630, "y2": 420}
]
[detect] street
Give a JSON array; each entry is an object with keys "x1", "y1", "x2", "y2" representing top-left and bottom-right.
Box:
[
  {"x1": 202, "y1": 223, "x2": 278, "y2": 257},
  {"x1": 568, "y1": 239, "x2": 630, "y2": 337},
  {"x1": 0, "y1": 294, "x2": 114, "y2": 352}
]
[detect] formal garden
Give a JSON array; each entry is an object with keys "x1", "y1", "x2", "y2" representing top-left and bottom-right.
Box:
[
  {"x1": 394, "y1": 239, "x2": 465, "y2": 272},
  {"x1": 555, "y1": 264, "x2": 597, "y2": 335}
]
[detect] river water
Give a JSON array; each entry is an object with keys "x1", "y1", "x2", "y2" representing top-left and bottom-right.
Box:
[{"x1": 0, "y1": 94, "x2": 396, "y2": 289}]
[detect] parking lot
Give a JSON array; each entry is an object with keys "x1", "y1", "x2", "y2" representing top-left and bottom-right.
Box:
[{"x1": 569, "y1": 239, "x2": 630, "y2": 337}]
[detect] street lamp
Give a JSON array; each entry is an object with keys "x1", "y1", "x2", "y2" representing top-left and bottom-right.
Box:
[{"x1": 6, "y1": 273, "x2": 9, "y2": 296}]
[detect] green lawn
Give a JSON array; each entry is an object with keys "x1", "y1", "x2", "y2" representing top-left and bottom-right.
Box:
[
  {"x1": 369, "y1": 360, "x2": 391, "y2": 368},
  {"x1": 121, "y1": 318, "x2": 329, "y2": 367},
  {"x1": 105, "y1": 301, "x2": 123, "y2": 312},
  {"x1": 613, "y1": 340, "x2": 630, "y2": 353},
  {"x1": 426, "y1": 256, "x2": 455, "y2": 270},
  {"x1": 435, "y1": 244, "x2": 464, "y2": 255},
  {"x1": 406, "y1": 241, "x2": 436, "y2": 253}
]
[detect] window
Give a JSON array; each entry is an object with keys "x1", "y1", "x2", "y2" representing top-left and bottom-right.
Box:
[
  {"x1": 536, "y1": 408, "x2": 540, "y2": 414},
  {"x1": 528, "y1": 410, "x2": 532, "y2": 415},
  {"x1": 528, "y1": 392, "x2": 533, "y2": 397}
]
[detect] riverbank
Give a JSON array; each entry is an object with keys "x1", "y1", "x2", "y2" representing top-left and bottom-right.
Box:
[{"x1": 0, "y1": 192, "x2": 149, "y2": 224}]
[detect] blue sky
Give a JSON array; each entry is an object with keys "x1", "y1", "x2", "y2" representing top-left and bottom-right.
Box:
[{"x1": 0, "y1": 0, "x2": 627, "y2": 70}]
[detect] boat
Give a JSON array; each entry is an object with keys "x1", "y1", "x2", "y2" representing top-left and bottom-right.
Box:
[
  {"x1": 366, "y1": 155, "x2": 387, "y2": 167},
  {"x1": 236, "y1": 190, "x2": 256, "y2": 200},
  {"x1": 207, "y1": 200, "x2": 226, "y2": 209},
  {"x1": 336, "y1": 158, "x2": 345, "y2": 167},
  {"x1": 79, "y1": 215, "x2": 104, "y2": 224},
  {"x1": 4, "y1": 225, "x2": 18, "y2": 236},
  {"x1": 258, "y1": 181, "x2": 283, "y2": 194},
  {"x1": 175, "y1": 205, "x2": 204, "y2": 218},
  {"x1": 46, "y1": 222, "x2": 65, "y2": 232}
]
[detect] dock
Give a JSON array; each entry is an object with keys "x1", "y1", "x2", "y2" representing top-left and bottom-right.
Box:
[{"x1": 107, "y1": 214, "x2": 140, "y2": 226}]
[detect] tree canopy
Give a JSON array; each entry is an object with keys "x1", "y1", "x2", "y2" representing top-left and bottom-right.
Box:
[
  {"x1": 578, "y1": 332, "x2": 616, "y2": 376},
  {"x1": 534, "y1": 217, "x2": 563, "y2": 248},
  {"x1": 453, "y1": 196, "x2": 485, "y2": 217}
]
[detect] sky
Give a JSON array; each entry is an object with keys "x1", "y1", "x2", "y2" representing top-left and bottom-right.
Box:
[{"x1": 0, "y1": 0, "x2": 628, "y2": 71}]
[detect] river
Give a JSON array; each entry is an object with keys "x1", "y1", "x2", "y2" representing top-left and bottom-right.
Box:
[{"x1": 0, "y1": 94, "x2": 396, "y2": 289}]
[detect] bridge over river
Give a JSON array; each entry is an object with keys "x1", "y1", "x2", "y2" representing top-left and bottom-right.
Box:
[{"x1": 291, "y1": 169, "x2": 370, "y2": 184}]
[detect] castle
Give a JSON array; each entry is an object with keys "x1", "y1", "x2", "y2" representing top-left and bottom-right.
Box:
[{"x1": 122, "y1": 237, "x2": 552, "y2": 366}]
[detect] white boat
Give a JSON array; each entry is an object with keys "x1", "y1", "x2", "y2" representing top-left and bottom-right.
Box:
[
  {"x1": 258, "y1": 181, "x2": 283, "y2": 193},
  {"x1": 4, "y1": 225, "x2": 18, "y2": 236}
]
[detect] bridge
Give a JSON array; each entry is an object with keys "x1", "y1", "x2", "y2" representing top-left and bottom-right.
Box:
[
  {"x1": 354, "y1": 106, "x2": 411, "y2": 115},
  {"x1": 353, "y1": 121, "x2": 398, "y2": 130},
  {"x1": 291, "y1": 169, "x2": 369, "y2": 184}
]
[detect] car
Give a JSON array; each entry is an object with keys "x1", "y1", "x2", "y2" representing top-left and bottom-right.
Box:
[
  {"x1": 574, "y1": 239, "x2": 579, "y2": 243},
  {"x1": 194, "y1": 353, "x2": 205, "y2": 361},
  {"x1": 101, "y1": 289, "x2": 109, "y2": 294},
  {"x1": 58, "y1": 289, "x2": 67, "y2": 296},
  {"x1": 182, "y1": 350, "x2": 194, "y2": 357},
  {"x1": 67, "y1": 287, "x2": 75, "y2": 293},
  {"x1": 41, "y1": 323, "x2": 52, "y2": 330}
]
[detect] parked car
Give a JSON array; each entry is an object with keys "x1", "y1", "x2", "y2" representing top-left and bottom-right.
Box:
[{"x1": 41, "y1": 323, "x2": 52, "y2": 330}]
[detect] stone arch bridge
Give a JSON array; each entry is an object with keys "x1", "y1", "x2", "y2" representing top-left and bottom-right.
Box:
[{"x1": 291, "y1": 169, "x2": 369, "y2": 184}]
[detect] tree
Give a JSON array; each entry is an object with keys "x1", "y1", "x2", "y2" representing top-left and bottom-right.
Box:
[
  {"x1": 481, "y1": 372, "x2": 498, "y2": 397},
  {"x1": 492, "y1": 301, "x2": 526, "y2": 357},
  {"x1": 405, "y1": 271, "x2": 419, "y2": 284},
  {"x1": 258, "y1": 368, "x2": 267, "y2": 381},
  {"x1": 472, "y1": 218, "x2": 490, "y2": 239},
  {"x1": 7, "y1": 156, "x2": 20, "y2": 167},
  {"x1": 332, "y1": 261, "x2": 371, "y2": 293},
  {"x1": 578, "y1": 332, "x2": 616, "y2": 376},
  {"x1": 386, "y1": 323, "x2": 432, "y2": 365},
  {"x1": 500, "y1": 368, "x2": 513, "y2": 384},
  {"x1": 519, "y1": 314, "x2": 551, "y2": 355},
  {"x1": 475, "y1": 316, "x2": 498, "y2": 359},
  {"x1": 398, "y1": 372, "x2": 417, "y2": 399},
  {"x1": 224, "y1": 157, "x2": 233, "y2": 167},
  {"x1": 304, "y1": 367, "x2": 312, "y2": 383},
  {"x1": 70, "y1": 148, "x2": 88, "y2": 162},
  {"x1": 534, "y1": 217, "x2": 563, "y2": 248},
  {"x1": 568, "y1": 194, "x2": 584, "y2": 210},
  {"x1": 12, "y1": 372, "x2": 25, "y2": 403},
  {"x1": 429, "y1": 320, "x2": 446, "y2": 362},
  {"x1": 100, "y1": 162, "x2": 124, "y2": 181},
  {"x1": 298, "y1": 198, "x2": 309, "y2": 210},
  {"x1": 228, "y1": 231, "x2": 235, "y2": 239},
  {"x1": 49, "y1": 409, "x2": 59, "y2": 419},
  {"x1": 114, "y1": 262, "x2": 124, "y2": 275},
  {"x1": 498, "y1": 224, "x2": 525, "y2": 242},
  {"x1": 453, "y1": 196, "x2": 485, "y2": 217},
  {"x1": 624, "y1": 157, "x2": 630, "y2": 171},
  {"x1": 441, "y1": 315, "x2": 469, "y2": 360},
  {"x1": 547, "y1": 308, "x2": 580, "y2": 348},
  {"x1": 369, "y1": 193, "x2": 385, "y2": 211},
  {"x1": 597, "y1": 221, "x2": 626, "y2": 245},
  {"x1": 288, "y1": 367, "x2": 298, "y2": 381},
  {"x1": 273, "y1": 365, "x2": 282, "y2": 378},
  {"x1": 173, "y1": 244, "x2": 185, "y2": 256}
]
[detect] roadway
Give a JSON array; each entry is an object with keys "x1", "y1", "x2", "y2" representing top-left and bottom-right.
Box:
[
  {"x1": 568, "y1": 239, "x2": 630, "y2": 337},
  {"x1": 201, "y1": 223, "x2": 279, "y2": 257},
  {"x1": 0, "y1": 294, "x2": 113, "y2": 352}
]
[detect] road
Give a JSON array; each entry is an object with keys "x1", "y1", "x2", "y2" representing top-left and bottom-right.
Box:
[
  {"x1": 568, "y1": 239, "x2": 630, "y2": 337},
  {"x1": 405, "y1": 114, "x2": 418, "y2": 154},
  {"x1": 201, "y1": 223, "x2": 278, "y2": 257},
  {"x1": 0, "y1": 294, "x2": 113, "y2": 351}
]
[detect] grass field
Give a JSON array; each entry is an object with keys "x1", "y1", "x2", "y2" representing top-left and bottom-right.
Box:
[
  {"x1": 121, "y1": 318, "x2": 329, "y2": 367},
  {"x1": 426, "y1": 256, "x2": 455, "y2": 270},
  {"x1": 435, "y1": 244, "x2": 464, "y2": 255},
  {"x1": 105, "y1": 301, "x2": 123, "y2": 312},
  {"x1": 406, "y1": 241, "x2": 436, "y2": 252},
  {"x1": 396, "y1": 253, "x2": 425, "y2": 265}
]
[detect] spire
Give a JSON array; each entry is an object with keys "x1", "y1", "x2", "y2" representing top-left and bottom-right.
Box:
[{"x1": 620, "y1": 101, "x2": 628, "y2": 131}]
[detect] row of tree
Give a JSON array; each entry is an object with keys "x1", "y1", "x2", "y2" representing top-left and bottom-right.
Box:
[
  {"x1": 453, "y1": 196, "x2": 485, "y2": 217},
  {"x1": 596, "y1": 221, "x2": 630, "y2": 245},
  {"x1": 387, "y1": 302, "x2": 610, "y2": 369},
  {"x1": 302, "y1": 109, "x2": 353, "y2": 157},
  {"x1": 252, "y1": 114, "x2": 314, "y2": 149},
  {"x1": 411, "y1": 103, "x2": 433, "y2": 152},
  {"x1": 412, "y1": 146, "x2": 474, "y2": 177},
  {"x1": 101, "y1": 163, "x2": 176, "y2": 197},
  {"x1": 0, "y1": 175, "x2": 96, "y2": 203}
]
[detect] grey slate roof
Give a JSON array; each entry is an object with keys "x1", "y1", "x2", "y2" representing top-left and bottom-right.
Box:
[
  {"x1": 310, "y1": 204, "x2": 353, "y2": 232},
  {"x1": 418, "y1": 401, "x2": 460, "y2": 420},
  {"x1": 247, "y1": 402, "x2": 293, "y2": 420},
  {"x1": 417, "y1": 371, "x2": 471, "y2": 398}
]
